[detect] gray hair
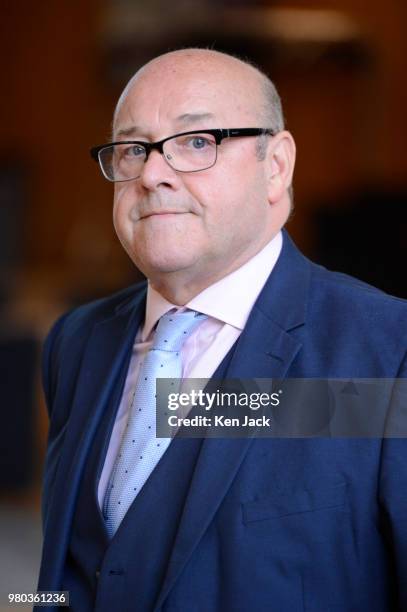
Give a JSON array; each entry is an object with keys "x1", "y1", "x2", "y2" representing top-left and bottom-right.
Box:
[
  {"x1": 255, "y1": 76, "x2": 284, "y2": 161},
  {"x1": 260, "y1": 74, "x2": 286, "y2": 134},
  {"x1": 251, "y1": 63, "x2": 294, "y2": 207}
]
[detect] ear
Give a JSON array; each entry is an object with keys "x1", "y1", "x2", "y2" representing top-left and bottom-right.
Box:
[{"x1": 265, "y1": 131, "x2": 296, "y2": 204}]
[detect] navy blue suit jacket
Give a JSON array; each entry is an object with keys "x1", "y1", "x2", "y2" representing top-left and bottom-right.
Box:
[{"x1": 38, "y1": 231, "x2": 407, "y2": 611}]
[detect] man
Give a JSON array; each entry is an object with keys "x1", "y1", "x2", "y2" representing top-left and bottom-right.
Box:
[{"x1": 37, "y1": 49, "x2": 407, "y2": 611}]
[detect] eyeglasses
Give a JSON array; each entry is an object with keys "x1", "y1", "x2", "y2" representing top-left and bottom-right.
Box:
[{"x1": 90, "y1": 128, "x2": 275, "y2": 182}]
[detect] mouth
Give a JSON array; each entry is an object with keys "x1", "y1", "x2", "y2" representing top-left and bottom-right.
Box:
[{"x1": 141, "y1": 211, "x2": 189, "y2": 219}]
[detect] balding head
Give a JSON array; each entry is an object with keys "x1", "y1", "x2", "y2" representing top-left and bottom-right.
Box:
[{"x1": 113, "y1": 48, "x2": 285, "y2": 137}]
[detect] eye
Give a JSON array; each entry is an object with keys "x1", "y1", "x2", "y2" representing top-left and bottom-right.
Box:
[
  {"x1": 122, "y1": 144, "x2": 146, "y2": 158},
  {"x1": 190, "y1": 136, "x2": 209, "y2": 149},
  {"x1": 175, "y1": 134, "x2": 215, "y2": 151}
]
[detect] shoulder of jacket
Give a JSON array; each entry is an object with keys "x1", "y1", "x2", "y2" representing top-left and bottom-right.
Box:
[{"x1": 45, "y1": 279, "x2": 147, "y2": 345}]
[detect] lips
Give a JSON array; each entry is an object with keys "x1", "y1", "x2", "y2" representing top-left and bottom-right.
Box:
[{"x1": 141, "y1": 211, "x2": 188, "y2": 219}]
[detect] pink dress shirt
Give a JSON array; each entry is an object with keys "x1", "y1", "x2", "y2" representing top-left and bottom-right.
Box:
[{"x1": 98, "y1": 231, "x2": 283, "y2": 506}]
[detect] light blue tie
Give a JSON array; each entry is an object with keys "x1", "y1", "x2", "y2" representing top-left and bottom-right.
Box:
[{"x1": 104, "y1": 309, "x2": 206, "y2": 537}]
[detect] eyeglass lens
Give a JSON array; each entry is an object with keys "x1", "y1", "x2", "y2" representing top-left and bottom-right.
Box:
[{"x1": 99, "y1": 132, "x2": 218, "y2": 181}]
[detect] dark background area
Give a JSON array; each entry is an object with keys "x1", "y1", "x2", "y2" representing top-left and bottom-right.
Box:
[{"x1": 0, "y1": 0, "x2": 406, "y2": 603}]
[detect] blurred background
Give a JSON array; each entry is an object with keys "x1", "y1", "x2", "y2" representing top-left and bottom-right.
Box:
[{"x1": 0, "y1": 0, "x2": 406, "y2": 608}]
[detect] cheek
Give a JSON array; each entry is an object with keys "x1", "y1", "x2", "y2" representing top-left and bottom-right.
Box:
[
  {"x1": 202, "y1": 174, "x2": 264, "y2": 228},
  {"x1": 113, "y1": 189, "x2": 135, "y2": 240}
]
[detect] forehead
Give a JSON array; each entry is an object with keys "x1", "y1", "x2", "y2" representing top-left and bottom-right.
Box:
[{"x1": 113, "y1": 57, "x2": 263, "y2": 137}]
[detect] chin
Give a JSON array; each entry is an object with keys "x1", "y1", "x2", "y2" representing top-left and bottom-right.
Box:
[{"x1": 131, "y1": 249, "x2": 199, "y2": 277}]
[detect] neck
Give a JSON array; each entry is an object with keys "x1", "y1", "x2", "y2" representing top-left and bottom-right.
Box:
[
  {"x1": 148, "y1": 230, "x2": 282, "y2": 305},
  {"x1": 150, "y1": 271, "x2": 226, "y2": 306}
]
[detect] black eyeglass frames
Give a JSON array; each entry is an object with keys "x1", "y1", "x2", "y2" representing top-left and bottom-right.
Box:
[{"x1": 90, "y1": 128, "x2": 276, "y2": 182}]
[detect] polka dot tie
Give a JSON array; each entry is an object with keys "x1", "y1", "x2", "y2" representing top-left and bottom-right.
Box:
[{"x1": 104, "y1": 309, "x2": 207, "y2": 537}]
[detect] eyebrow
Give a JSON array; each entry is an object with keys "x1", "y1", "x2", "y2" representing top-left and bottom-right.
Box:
[
  {"x1": 113, "y1": 126, "x2": 141, "y2": 140},
  {"x1": 113, "y1": 113, "x2": 216, "y2": 141},
  {"x1": 175, "y1": 112, "x2": 216, "y2": 125}
]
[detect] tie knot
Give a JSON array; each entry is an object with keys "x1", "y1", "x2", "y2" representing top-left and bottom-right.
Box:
[{"x1": 152, "y1": 310, "x2": 206, "y2": 352}]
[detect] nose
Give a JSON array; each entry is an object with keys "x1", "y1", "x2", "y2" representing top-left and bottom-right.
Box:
[{"x1": 139, "y1": 148, "x2": 179, "y2": 191}]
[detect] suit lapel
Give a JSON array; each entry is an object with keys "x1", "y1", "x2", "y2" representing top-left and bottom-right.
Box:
[
  {"x1": 38, "y1": 289, "x2": 146, "y2": 590},
  {"x1": 155, "y1": 231, "x2": 311, "y2": 609}
]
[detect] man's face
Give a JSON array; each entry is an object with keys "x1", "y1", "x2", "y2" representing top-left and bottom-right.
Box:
[{"x1": 112, "y1": 55, "x2": 277, "y2": 292}]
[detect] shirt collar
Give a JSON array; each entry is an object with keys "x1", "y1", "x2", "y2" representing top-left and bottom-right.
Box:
[{"x1": 141, "y1": 230, "x2": 283, "y2": 340}]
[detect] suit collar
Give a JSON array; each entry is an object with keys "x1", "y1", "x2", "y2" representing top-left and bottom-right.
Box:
[
  {"x1": 115, "y1": 279, "x2": 147, "y2": 315},
  {"x1": 255, "y1": 228, "x2": 311, "y2": 332}
]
